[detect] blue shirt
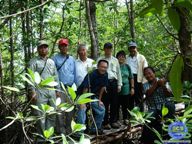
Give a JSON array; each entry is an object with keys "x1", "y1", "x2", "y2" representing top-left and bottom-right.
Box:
[
  {"x1": 52, "y1": 53, "x2": 76, "y2": 86},
  {"x1": 77, "y1": 69, "x2": 108, "y2": 96}
]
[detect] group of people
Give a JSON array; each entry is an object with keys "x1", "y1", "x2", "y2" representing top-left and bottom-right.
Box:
[{"x1": 29, "y1": 38, "x2": 175, "y2": 143}]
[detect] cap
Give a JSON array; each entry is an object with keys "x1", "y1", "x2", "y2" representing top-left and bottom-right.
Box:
[
  {"x1": 104, "y1": 42, "x2": 113, "y2": 49},
  {"x1": 38, "y1": 40, "x2": 48, "y2": 48},
  {"x1": 128, "y1": 41, "x2": 137, "y2": 47},
  {"x1": 58, "y1": 38, "x2": 69, "y2": 46}
]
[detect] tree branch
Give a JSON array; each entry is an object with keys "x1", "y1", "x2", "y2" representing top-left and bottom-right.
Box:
[
  {"x1": 155, "y1": 14, "x2": 179, "y2": 40},
  {"x1": 0, "y1": 0, "x2": 52, "y2": 19}
]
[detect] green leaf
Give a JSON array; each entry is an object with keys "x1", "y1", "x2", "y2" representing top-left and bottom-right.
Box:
[
  {"x1": 25, "y1": 116, "x2": 37, "y2": 122},
  {"x1": 27, "y1": 68, "x2": 35, "y2": 82},
  {"x1": 139, "y1": 6, "x2": 156, "y2": 17},
  {"x1": 61, "y1": 134, "x2": 68, "y2": 144},
  {"x1": 71, "y1": 120, "x2": 86, "y2": 132},
  {"x1": 151, "y1": 0, "x2": 163, "y2": 14},
  {"x1": 76, "y1": 93, "x2": 94, "y2": 101},
  {"x1": 41, "y1": 104, "x2": 54, "y2": 113},
  {"x1": 79, "y1": 134, "x2": 85, "y2": 143},
  {"x1": 162, "y1": 105, "x2": 169, "y2": 117},
  {"x1": 21, "y1": 75, "x2": 35, "y2": 87},
  {"x1": 67, "y1": 86, "x2": 76, "y2": 101},
  {"x1": 169, "y1": 55, "x2": 184, "y2": 101},
  {"x1": 168, "y1": 7, "x2": 180, "y2": 31},
  {"x1": 31, "y1": 105, "x2": 42, "y2": 112},
  {"x1": 175, "y1": 0, "x2": 192, "y2": 11},
  {"x1": 40, "y1": 76, "x2": 55, "y2": 86},
  {"x1": 77, "y1": 98, "x2": 98, "y2": 105},
  {"x1": 184, "y1": 105, "x2": 192, "y2": 116},
  {"x1": 34, "y1": 72, "x2": 41, "y2": 84},
  {"x1": 3, "y1": 86, "x2": 20, "y2": 92},
  {"x1": 43, "y1": 127, "x2": 54, "y2": 139}
]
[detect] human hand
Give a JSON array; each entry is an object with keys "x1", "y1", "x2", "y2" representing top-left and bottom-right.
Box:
[
  {"x1": 98, "y1": 100, "x2": 104, "y2": 107},
  {"x1": 130, "y1": 88, "x2": 135, "y2": 96},
  {"x1": 158, "y1": 78, "x2": 166, "y2": 87},
  {"x1": 118, "y1": 86, "x2": 121, "y2": 93}
]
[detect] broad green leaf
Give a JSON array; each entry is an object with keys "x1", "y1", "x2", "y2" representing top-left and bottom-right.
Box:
[
  {"x1": 34, "y1": 72, "x2": 41, "y2": 84},
  {"x1": 168, "y1": 7, "x2": 180, "y2": 31},
  {"x1": 65, "y1": 106, "x2": 74, "y2": 112},
  {"x1": 67, "y1": 86, "x2": 76, "y2": 101},
  {"x1": 151, "y1": 0, "x2": 163, "y2": 14},
  {"x1": 41, "y1": 104, "x2": 54, "y2": 113},
  {"x1": 40, "y1": 77, "x2": 55, "y2": 86},
  {"x1": 71, "y1": 83, "x2": 77, "y2": 91},
  {"x1": 162, "y1": 105, "x2": 169, "y2": 117},
  {"x1": 45, "y1": 81, "x2": 58, "y2": 87},
  {"x1": 3, "y1": 86, "x2": 20, "y2": 92},
  {"x1": 27, "y1": 68, "x2": 35, "y2": 82},
  {"x1": 25, "y1": 116, "x2": 37, "y2": 122},
  {"x1": 184, "y1": 105, "x2": 192, "y2": 116},
  {"x1": 61, "y1": 134, "x2": 68, "y2": 144},
  {"x1": 175, "y1": 0, "x2": 192, "y2": 11},
  {"x1": 71, "y1": 120, "x2": 86, "y2": 132},
  {"x1": 79, "y1": 134, "x2": 84, "y2": 143},
  {"x1": 169, "y1": 55, "x2": 184, "y2": 101},
  {"x1": 77, "y1": 98, "x2": 98, "y2": 105},
  {"x1": 21, "y1": 75, "x2": 35, "y2": 87},
  {"x1": 139, "y1": 6, "x2": 156, "y2": 17},
  {"x1": 56, "y1": 97, "x2": 61, "y2": 106},
  {"x1": 77, "y1": 93, "x2": 94, "y2": 101},
  {"x1": 43, "y1": 127, "x2": 54, "y2": 139},
  {"x1": 31, "y1": 105, "x2": 42, "y2": 112}
]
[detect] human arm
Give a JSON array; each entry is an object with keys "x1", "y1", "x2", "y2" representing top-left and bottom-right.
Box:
[{"x1": 116, "y1": 61, "x2": 122, "y2": 92}]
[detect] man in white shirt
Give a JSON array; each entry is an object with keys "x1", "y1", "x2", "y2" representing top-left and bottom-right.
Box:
[
  {"x1": 75, "y1": 44, "x2": 94, "y2": 87},
  {"x1": 75, "y1": 44, "x2": 94, "y2": 129},
  {"x1": 97, "y1": 42, "x2": 122, "y2": 129},
  {"x1": 127, "y1": 41, "x2": 148, "y2": 111}
]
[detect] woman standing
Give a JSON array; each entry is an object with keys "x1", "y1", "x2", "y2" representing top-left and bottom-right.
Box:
[{"x1": 116, "y1": 50, "x2": 134, "y2": 124}]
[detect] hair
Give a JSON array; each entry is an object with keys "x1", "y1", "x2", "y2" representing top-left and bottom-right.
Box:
[
  {"x1": 104, "y1": 42, "x2": 113, "y2": 49},
  {"x1": 97, "y1": 59, "x2": 109, "y2": 67},
  {"x1": 143, "y1": 66, "x2": 155, "y2": 74},
  {"x1": 77, "y1": 44, "x2": 88, "y2": 53},
  {"x1": 116, "y1": 50, "x2": 126, "y2": 58}
]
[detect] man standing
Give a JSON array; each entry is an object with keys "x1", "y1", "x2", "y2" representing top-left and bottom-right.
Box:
[
  {"x1": 29, "y1": 40, "x2": 60, "y2": 139},
  {"x1": 126, "y1": 41, "x2": 148, "y2": 111},
  {"x1": 77, "y1": 59, "x2": 108, "y2": 134},
  {"x1": 75, "y1": 44, "x2": 94, "y2": 87},
  {"x1": 75, "y1": 44, "x2": 94, "y2": 126},
  {"x1": 98, "y1": 42, "x2": 122, "y2": 129},
  {"x1": 52, "y1": 38, "x2": 76, "y2": 134}
]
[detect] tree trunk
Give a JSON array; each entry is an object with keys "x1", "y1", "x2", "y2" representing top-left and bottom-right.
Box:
[
  {"x1": 86, "y1": 0, "x2": 99, "y2": 60},
  {"x1": 39, "y1": 0, "x2": 44, "y2": 39},
  {"x1": 9, "y1": 0, "x2": 15, "y2": 100},
  {"x1": 125, "y1": 0, "x2": 135, "y2": 41},
  {"x1": 177, "y1": 8, "x2": 192, "y2": 82}
]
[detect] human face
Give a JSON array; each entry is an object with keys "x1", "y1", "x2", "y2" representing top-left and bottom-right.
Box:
[
  {"x1": 104, "y1": 48, "x2": 112, "y2": 57},
  {"x1": 117, "y1": 55, "x2": 126, "y2": 64},
  {"x1": 129, "y1": 46, "x2": 137, "y2": 57},
  {"x1": 98, "y1": 61, "x2": 108, "y2": 75},
  {"x1": 78, "y1": 47, "x2": 87, "y2": 60},
  {"x1": 38, "y1": 45, "x2": 48, "y2": 58},
  {"x1": 59, "y1": 44, "x2": 68, "y2": 55},
  {"x1": 144, "y1": 68, "x2": 156, "y2": 82}
]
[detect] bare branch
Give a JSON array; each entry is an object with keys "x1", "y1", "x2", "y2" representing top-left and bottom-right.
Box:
[{"x1": 0, "y1": 0, "x2": 52, "y2": 19}]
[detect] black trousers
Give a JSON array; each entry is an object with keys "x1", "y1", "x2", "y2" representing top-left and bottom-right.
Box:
[
  {"x1": 102, "y1": 79, "x2": 118, "y2": 125},
  {"x1": 133, "y1": 74, "x2": 143, "y2": 111},
  {"x1": 118, "y1": 94, "x2": 134, "y2": 120}
]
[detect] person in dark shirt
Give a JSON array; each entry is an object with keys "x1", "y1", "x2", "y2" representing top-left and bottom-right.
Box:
[{"x1": 76, "y1": 59, "x2": 109, "y2": 135}]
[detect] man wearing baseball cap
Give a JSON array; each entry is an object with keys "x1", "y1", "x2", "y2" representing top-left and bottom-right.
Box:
[
  {"x1": 126, "y1": 41, "x2": 148, "y2": 111},
  {"x1": 52, "y1": 38, "x2": 76, "y2": 134},
  {"x1": 28, "y1": 40, "x2": 60, "y2": 142}
]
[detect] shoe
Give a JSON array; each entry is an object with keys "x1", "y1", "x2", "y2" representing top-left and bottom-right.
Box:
[
  {"x1": 103, "y1": 124, "x2": 111, "y2": 130},
  {"x1": 111, "y1": 122, "x2": 120, "y2": 129}
]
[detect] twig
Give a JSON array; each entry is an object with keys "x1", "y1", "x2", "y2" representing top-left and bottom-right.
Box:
[
  {"x1": 0, "y1": 0, "x2": 52, "y2": 19},
  {"x1": 155, "y1": 14, "x2": 179, "y2": 40},
  {"x1": 22, "y1": 121, "x2": 33, "y2": 144},
  {"x1": 0, "y1": 117, "x2": 17, "y2": 131}
]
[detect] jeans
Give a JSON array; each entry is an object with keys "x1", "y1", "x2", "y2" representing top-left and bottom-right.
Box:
[{"x1": 76, "y1": 99, "x2": 105, "y2": 132}]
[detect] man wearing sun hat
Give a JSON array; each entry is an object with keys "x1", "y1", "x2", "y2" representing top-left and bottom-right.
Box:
[
  {"x1": 126, "y1": 41, "x2": 148, "y2": 111},
  {"x1": 52, "y1": 38, "x2": 76, "y2": 134},
  {"x1": 28, "y1": 40, "x2": 60, "y2": 141}
]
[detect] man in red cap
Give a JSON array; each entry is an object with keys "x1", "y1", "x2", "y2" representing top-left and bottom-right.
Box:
[{"x1": 52, "y1": 38, "x2": 76, "y2": 134}]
